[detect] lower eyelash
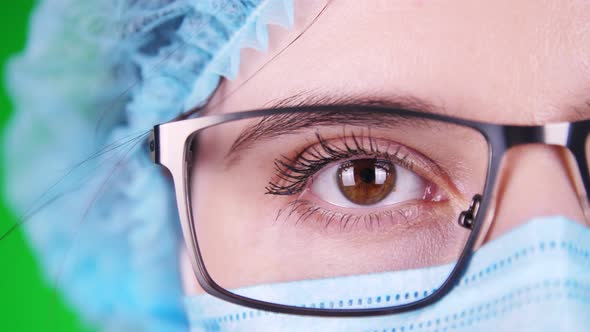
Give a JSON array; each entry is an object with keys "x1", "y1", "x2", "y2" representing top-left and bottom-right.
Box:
[{"x1": 273, "y1": 199, "x2": 429, "y2": 232}]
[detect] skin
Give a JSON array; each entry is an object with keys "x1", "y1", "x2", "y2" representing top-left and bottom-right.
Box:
[{"x1": 181, "y1": 0, "x2": 590, "y2": 294}]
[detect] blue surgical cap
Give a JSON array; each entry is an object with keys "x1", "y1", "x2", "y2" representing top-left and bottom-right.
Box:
[{"x1": 3, "y1": 0, "x2": 294, "y2": 331}]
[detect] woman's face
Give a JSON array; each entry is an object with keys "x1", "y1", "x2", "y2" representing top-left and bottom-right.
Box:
[{"x1": 181, "y1": 0, "x2": 590, "y2": 293}]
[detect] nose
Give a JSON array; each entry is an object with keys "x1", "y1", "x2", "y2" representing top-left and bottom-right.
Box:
[{"x1": 479, "y1": 144, "x2": 588, "y2": 244}]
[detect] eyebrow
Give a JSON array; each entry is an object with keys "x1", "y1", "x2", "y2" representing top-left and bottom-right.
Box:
[{"x1": 224, "y1": 93, "x2": 449, "y2": 167}]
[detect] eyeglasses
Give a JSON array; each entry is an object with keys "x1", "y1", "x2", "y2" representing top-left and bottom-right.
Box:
[{"x1": 149, "y1": 105, "x2": 590, "y2": 317}]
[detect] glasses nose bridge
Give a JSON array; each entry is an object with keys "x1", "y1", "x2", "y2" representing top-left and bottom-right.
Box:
[
  {"x1": 492, "y1": 121, "x2": 590, "y2": 222},
  {"x1": 499, "y1": 121, "x2": 590, "y2": 195},
  {"x1": 476, "y1": 121, "x2": 590, "y2": 245},
  {"x1": 503, "y1": 122, "x2": 571, "y2": 148}
]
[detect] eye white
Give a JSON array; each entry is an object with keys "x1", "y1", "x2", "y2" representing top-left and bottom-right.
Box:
[{"x1": 310, "y1": 161, "x2": 426, "y2": 208}]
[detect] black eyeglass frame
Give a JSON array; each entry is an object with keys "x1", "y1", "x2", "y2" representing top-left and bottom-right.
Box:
[{"x1": 149, "y1": 105, "x2": 590, "y2": 317}]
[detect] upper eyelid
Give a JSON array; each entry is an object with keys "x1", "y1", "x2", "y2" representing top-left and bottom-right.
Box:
[
  {"x1": 266, "y1": 134, "x2": 452, "y2": 197},
  {"x1": 223, "y1": 108, "x2": 445, "y2": 170}
]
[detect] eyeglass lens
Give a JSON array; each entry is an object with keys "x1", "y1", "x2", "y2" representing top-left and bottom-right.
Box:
[{"x1": 187, "y1": 110, "x2": 489, "y2": 309}]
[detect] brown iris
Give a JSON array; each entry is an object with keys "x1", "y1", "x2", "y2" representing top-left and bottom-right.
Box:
[{"x1": 337, "y1": 159, "x2": 397, "y2": 205}]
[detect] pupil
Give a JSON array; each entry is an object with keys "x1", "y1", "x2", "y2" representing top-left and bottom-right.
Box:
[{"x1": 359, "y1": 167, "x2": 375, "y2": 183}]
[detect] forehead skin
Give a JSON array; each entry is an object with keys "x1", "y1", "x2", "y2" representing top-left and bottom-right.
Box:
[{"x1": 206, "y1": 0, "x2": 590, "y2": 124}]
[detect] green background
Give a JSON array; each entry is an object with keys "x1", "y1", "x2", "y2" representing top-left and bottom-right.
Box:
[{"x1": 0, "y1": 2, "x2": 92, "y2": 332}]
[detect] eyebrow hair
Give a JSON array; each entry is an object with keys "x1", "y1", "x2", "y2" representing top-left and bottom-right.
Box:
[
  {"x1": 264, "y1": 92, "x2": 444, "y2": 112},
  {"x1": 224, "y1": 94, "x2": 449, "y2": 167}
]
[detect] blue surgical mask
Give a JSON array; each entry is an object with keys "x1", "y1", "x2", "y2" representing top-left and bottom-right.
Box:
[{"x1": 184, "y1": 216, "x2": 590, "y2": 332}]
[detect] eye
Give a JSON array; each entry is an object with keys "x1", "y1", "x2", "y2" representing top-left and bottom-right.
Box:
[{"x1": 310, "y1": 158, "x2": 430, "y2": 208}]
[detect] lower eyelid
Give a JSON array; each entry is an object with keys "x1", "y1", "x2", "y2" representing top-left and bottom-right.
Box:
[{"x1": 274, "y1": 198, "x2": 452, "y2": 233}]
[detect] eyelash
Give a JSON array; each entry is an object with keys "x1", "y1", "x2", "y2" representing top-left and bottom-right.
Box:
[
  {"x1": 265, "y1": 131, "x2": 414, "y2": 196},
  {"x1": 273, "y1": 199, "x2": 431, "y2": 232}
]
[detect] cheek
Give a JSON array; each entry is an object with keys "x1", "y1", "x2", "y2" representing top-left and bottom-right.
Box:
[
  {"x1": 180, "y1": 246, "x2": 203, "y2": 296},
  {"x1": 191, "y1": 146, "x2": 287, "y2": 288}
]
